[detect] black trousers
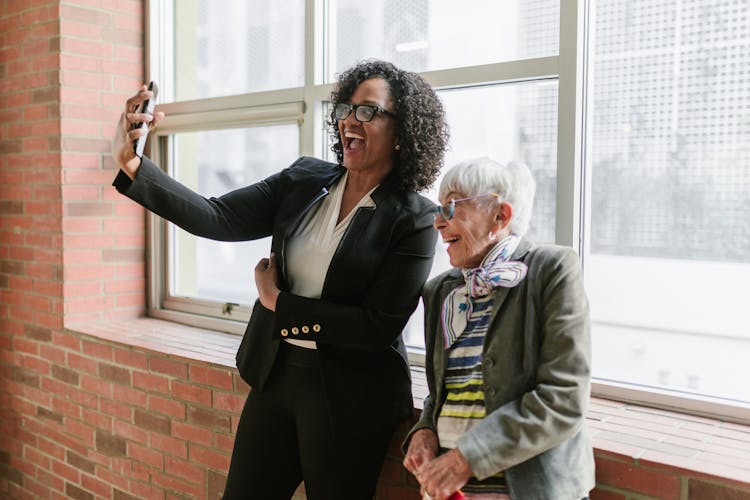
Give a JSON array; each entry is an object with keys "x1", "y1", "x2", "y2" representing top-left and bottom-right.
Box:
[{"x1": 222, "y1": 342, "x2": 395, "y2": 500}]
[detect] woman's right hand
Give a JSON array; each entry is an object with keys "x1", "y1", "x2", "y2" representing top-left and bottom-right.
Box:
[
  {"x1": 403, "y1": 428, "x2": 439, "y2": 478},
  {"x1": 112, "y1": 84, "x2": 165, "y2": 180}
]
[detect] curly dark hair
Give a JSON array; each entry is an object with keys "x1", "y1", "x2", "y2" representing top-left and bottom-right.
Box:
[{"x1": 327, "y1": 59, "x2": 449, "y2": 192}]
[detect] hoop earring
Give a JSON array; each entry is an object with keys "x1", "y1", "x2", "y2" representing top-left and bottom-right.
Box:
[
  {"x1": 488, "y1": 232, "x2": 497, "y2": 241},
  {"x1": 394, "y1": 144, "x2": 401, "y2": 151}
]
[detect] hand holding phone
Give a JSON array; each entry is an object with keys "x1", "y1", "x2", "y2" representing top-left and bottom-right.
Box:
[{"x1": 132, "y1": 81, "x2": 158, "y2": 157}]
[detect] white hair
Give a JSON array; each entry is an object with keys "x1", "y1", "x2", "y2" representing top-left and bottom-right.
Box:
[{"x1": 439, "y1": 157, "x2": 536, "y2": 236}]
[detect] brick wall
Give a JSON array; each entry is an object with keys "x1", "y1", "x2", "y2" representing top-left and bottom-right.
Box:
[
  {"x1": 2, "y1": 2, "x2": 749, "y2": 500},
  {"x1": 1, "y1": 330, "x2": 245, "y2": 499}
]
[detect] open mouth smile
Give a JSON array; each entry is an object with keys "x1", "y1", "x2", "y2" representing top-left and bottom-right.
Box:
[{"x1": 344, "y1": 130, "x2": 365, "y2": 150}]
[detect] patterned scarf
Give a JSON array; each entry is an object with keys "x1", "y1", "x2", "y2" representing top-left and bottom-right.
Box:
[{"x1": 441, "y1": 234, "x2": 528, "y2": 349}]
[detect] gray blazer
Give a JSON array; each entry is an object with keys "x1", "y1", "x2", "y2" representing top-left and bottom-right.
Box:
[{"x1": 405, "y1": 238, "x2": 595, "y2": 500}]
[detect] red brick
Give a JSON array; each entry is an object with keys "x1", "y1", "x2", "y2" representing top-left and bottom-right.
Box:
[
  {"x1": 51, "y1": 457, "x2": 81, "y2": 484},
  {"x1": 214, "y1": 433, "x2": 235, "y2": 453},
  {"x1": 170, "y1": 380, "x2": 211, "y2": 406},
  {"x1": 688, "y1": 479, "x2": 750, "y2": 499},
  {"x1": 131, "y1": 370, "x2": 167, "y2": 392},
  {"x1": 128, "y1": 481, "x2": 166, "y2": 500},
  {"x1": 37, "y1": 467, "x2": 65, "y2": 492},
  {"x1": 24, "y1": 355, "x2": 51, "y2": 376},
  {"x1": 171, "y1": 422, "x2": 212, "y2": 447},
  {"x1": 52, "y1": 331, "x2": 81, "y2": 351},
  {"x1": 189, "y1": 365, "x2": 233, "y2": 390},
  {"x1": 165, "y1": 456, "x2": 205, "y2": 485},
  {"x1": 148, "y1": 394, "x2": 185, "y2": 419},
  {"x1": 189, "y1": 445, "x2": 230, "y2": 471},
  {"x1": 67, "y1": 353, "x2": 97, "y2": 374},
  {"x1": 128, "y1": 442, "x2": 164, "y2": 470},
  {"x1": 595, "y1": 457, "x2": 681, "y2": 500},
  {"x1": 81, "y1": 408, "x2": 112, "y2": 430},
  {"x1": 81, "y1": 474, "x2": 111, "y2": 498},
  {"x1": 104, "y1": 278, "x2": 143, "y2": 294},
  {"x1": 80, "y1": 373, "x2": 113, "y2": 398},
  {"x1": 24, "y1": 445, "x2": 51, "y2": 470},
  {"x1": 59, "y1": 20, "x2": 103, "y2": 40},
  {"x1": 66, "y1": 386, "x2": 99, "y2": 409},
  {"x1": 212, "y1": 391, "x2": 245, "y2": 413},
  {"x1": 113, "y1": 420, "x2": 148, "y2": 445},
  {"x1": 115, "y1": 293, "x2": 146, "y2": 308},
  {"x1": 150, "y1": 471, "x2": 203, "y2": 499},
  {"x1": 60, "y1": 4, "x2": 112, "y2": 25},
  {"x1": 112, "y1": 385, "x2": 146, "y2": 407},
  {"x1": 61, "y1": 216, "x2": 103, "y2": 232},
  {"x1": 150, "y1": 357, "x2": 188, "y2": 378},
  {"x1": 97, "y1": 469, "x2": 130, "y2": 493},
  {"x1": 52, "y1": 395, "x2": 82, "y2": 420},
  {"x1": 149, "y1": 433, "x2": 187, "y2": 459},
  {"x1": 37, "y1": 435, "x2": 66, "y2": 461},
  {"x1": 100, "y1": 399, "x2": 132, "y2": 420},
  {"x1": 64, "y1": 419, "x2": 96, "y2": 446}
]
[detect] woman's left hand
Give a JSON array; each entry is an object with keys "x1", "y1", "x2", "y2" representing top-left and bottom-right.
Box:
[
  {"x1": 254, "y1": 253, "x2": 280, "y2": 311},
  {"x1": 415, "y1": 448, "x2": 473, "y2": 500}
]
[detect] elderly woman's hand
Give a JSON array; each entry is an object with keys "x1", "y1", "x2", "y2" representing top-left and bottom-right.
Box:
[
  {"x1": 403, "y1": 428, "x2": 439, "y2": 479},
  {"x1": 112, "y1": 84, "x2": 165, "y2": 179},
  {"x1": 414, "y1": 448, "x2": 472, "y2": 500},
  {"x1": 254, "y1": 253, "x2": 280, "y2": 311}
]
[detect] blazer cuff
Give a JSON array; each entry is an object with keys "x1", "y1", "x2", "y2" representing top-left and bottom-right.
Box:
[
  {"x1": 112, "y1": 156, "x2": 147, "y2": 193},
  {"x1": 272, "y1": 291, "x2": 325, "y2": 340},
  {"x1": 401, "y1": 421, "x2": 436, "y2": 455}
]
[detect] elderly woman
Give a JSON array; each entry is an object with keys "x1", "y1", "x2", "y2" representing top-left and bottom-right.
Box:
[{"x1": 403, "y1": 158, "x2": 595, "y2": 500}]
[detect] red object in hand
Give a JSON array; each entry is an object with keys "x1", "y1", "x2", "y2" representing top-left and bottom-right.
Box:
[{"x1": 448, "y1": 492, "x2": 466, "y2": 500}]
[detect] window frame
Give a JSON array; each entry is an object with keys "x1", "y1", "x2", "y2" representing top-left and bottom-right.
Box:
[{"x1": 143, "y1": 0, "x2": 750, "y2": 424}]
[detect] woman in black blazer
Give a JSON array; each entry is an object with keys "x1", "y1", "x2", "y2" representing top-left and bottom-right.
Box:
[{"x1": 112, "y1": 60, "x2": 448, "y2": 500}]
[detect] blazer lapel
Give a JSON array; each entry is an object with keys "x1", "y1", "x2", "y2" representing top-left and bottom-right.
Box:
[
  {"x1": 432, "y1": 275, "x2": 463, "y2": 401},
  {"x1": 487, "y1": 237, "x2": 533, "y2": 337}
]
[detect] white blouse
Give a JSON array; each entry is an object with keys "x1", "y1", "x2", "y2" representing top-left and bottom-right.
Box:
[{"x1": 284, "y1": 172, "x2": 377, "y2": 349}]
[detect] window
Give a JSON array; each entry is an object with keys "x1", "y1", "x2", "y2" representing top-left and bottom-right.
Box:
[
  {"x1": 584, "y1": 0, "x2": 750, "y2": 416},
  {"x1": 146, "y1": 0, "x2": 749, "y2": 421}
]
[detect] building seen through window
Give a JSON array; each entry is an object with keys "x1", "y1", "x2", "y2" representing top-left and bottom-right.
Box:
[{"x1": 152, "y1": 0, "x2": 749, "y2": 414}]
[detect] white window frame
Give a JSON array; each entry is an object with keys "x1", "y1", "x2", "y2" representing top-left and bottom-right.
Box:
[{"x1": 143, "y1": 0, "x2": 750, "y2": 424}]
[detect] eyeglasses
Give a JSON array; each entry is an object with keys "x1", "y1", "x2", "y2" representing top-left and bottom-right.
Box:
[
  {"x1": 435, "y1": 193, "x2": 500, "y2": 221},
  {"x1": 333, "y1": 102, "x2": 396, "y2": 122}
]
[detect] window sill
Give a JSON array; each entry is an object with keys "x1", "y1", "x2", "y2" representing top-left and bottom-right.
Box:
[{"x1": 69, "y1": 317, "x2": 750, "y2": 486}]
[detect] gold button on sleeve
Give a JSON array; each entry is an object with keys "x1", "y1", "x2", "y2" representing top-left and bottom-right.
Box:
[
  {"x1": 301, "y1": 326, "x2": 309, "y2": 334},
  {"x1": 291, "y1": 327, "x2": 299, "y2": 335},
  {"x1": 312, "y1": 324, "x2": 321, "y2": 333},
  {"x1": 281, "y1": 329, "x2": 289, "y2": 337}
]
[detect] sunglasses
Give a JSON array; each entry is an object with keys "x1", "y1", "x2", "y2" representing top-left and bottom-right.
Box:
[
  {"x1": 333, "y1": 102, "x2": 396, "y2": 122},
  {"x1": 435, "y1": 193, "x2": 500, "y2": 220}
]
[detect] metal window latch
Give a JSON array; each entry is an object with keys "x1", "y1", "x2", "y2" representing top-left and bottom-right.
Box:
[{"x1": 222, "y1": 302, "x2": 239, "y2": 315}]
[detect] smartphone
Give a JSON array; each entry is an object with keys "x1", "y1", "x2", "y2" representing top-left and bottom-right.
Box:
[{"x1": 132, "y1": 81, "x2": 158, "y2": 157}]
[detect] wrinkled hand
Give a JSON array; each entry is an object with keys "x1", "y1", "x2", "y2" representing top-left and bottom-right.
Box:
[
  {"x1": 255, "y1": 253, "x2": 280, "y2": 311},
  {"x1": 404, "y1": 428, "x2": 439, "y2": 478},
  {"x1": 112, "y1": 84, "x2": 165, "y2": 180},
  {"x1": 415, "y1": 448, "x2": 472, "y2": 500}
]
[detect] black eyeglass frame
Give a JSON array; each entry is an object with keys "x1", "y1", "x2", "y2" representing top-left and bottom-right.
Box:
[
  {"x1": 435, "y1": 193, "x2": 501, "y2": 221},
  {"x1": 333, "y1": 102, "x2": 397, "y2": 123}
]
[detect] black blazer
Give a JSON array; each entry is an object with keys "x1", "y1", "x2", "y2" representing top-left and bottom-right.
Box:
[{"x1": 113, "y1": 156, "x2": 437, "y2": 434}]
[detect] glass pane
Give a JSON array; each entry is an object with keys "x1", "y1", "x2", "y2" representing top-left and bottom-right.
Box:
[
  {"x1": 587, "y1": 0, "x2": 750, "y2": 403},
  {"x1": 169, "y1": 125, "x2": 300, "y2": 305},
  {"x1": 403, "y1": 81, "x2": 559, "y2": 348},
  {"x1": 172, "y1": 0, "x2": 304, "y2": 100},
  {"x1": 327, "y1": 0, "x2": 559, "y2": 80}
]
